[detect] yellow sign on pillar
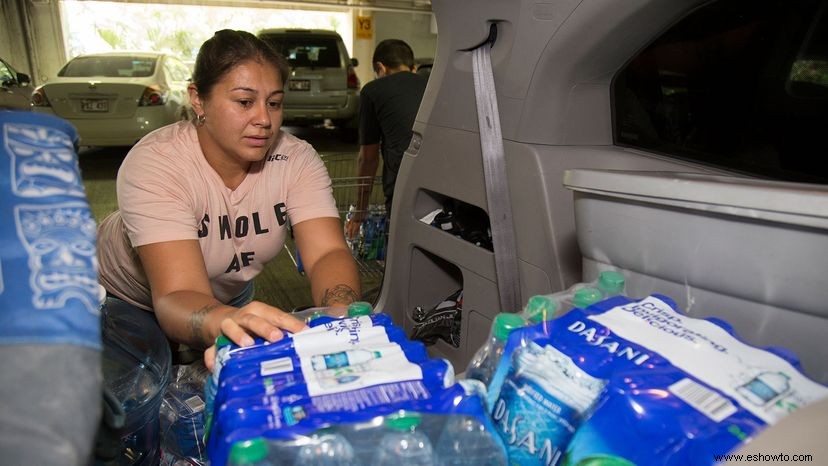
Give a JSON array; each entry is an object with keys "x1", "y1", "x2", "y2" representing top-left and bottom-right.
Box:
[{"x1": 356, "y1": 16, "x2": 373, "y2": 39}]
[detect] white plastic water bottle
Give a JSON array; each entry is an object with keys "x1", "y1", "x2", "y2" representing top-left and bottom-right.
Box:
[
  {"x1": 294, "y1": 429, "x2": 356, "y2": 466},
  {"x1": 371, "y1": 413, "x2": 435, "y2": 466},
  {"x1": 434, "y1": 415, "x2": 506, "y2": 466},
  {"x1": 464, "y1": 313, "x2": 526, "y2": 386},
  {"x1": 228, "y1": 437, "x2": 274, "y2": 466}
]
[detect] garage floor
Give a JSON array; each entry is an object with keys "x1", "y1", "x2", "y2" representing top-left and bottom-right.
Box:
[{"x1": 79, "y1": 125, "x2": 383, "y2": 314}]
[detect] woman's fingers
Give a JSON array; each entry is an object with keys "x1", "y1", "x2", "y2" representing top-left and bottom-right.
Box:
[
  {"x1": 219, "y1": 318, "x2": 255, "y2": 347},
  {"x1": 204, "y1": 344, "x2": 216, "y2": 371},
  {"x1": 268, "y1": 308, "x2": 309, "y2": 334},
  {"x1": 238, "y1": 302, "x2": 308, "y2": 337},
  {"x1": 220, "y1": 302, "x2": 308, "y2": 343}
]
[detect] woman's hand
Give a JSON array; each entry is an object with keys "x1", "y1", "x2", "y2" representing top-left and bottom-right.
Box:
[
  {"x1": 221, "y1": 300, "x2": 308, "y2": 346},
  {"x1": 204, "y1": 300, "x2": 308, "y2": 371}
]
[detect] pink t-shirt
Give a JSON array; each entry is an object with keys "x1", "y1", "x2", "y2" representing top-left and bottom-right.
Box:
[{"x1": 97, "y1": 121, "x2": 339, "y2": 310}]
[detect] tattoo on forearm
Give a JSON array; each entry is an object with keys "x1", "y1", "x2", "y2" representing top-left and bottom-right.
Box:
[
  {"x1": 190, "y1": 303, "x2": 221, "y2": 346},
  {"x1": 320, "y1": 285, "x2": 359, "y2": 307}
]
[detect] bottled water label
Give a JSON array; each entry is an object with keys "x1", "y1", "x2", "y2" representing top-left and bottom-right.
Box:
[
  {"x1": 294, "y1": 323, "x2": 394, "y2": 356},
  {"x1": 302, "y1": 346, "x2": 422, "y2": 396},
  {"x1": 492, "y1": 343, "x2": 605, "y2": 466},
  {"x1": 303, "y1": 314, "x2": 391, "y2": 335},
  {"x1": 311, "y1": 348, "x2": 387, "y2": 371},
  {"x1": 588, "y1": 295, "x2": 826, "y2": 424}
]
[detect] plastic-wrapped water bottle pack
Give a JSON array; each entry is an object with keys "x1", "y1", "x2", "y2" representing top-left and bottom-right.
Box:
[
  {"x1": 159, "y1": 363, "x2": 211, "y2": 465},
  {"x1": 205, "y1": 302, "x2": 507, "y2": 466},
  {"x1": 465, "y1": 271, "x2": 828, "y2": 466},
  {"x1": 344, "y1": 204, "x2": 388, "y2": 261}
]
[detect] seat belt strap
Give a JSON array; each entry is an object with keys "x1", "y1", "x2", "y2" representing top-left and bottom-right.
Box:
[{"x1": 469, "y1": 25, "x2": 522, "y2": 313}]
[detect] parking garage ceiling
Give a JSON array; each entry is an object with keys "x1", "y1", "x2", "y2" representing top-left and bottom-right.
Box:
[{"x1": 73, "y1": 0, "x2": 433, "y2": 14}]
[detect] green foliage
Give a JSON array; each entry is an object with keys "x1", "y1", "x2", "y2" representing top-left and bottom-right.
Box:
[
  {"x1": 96, "y1": 28, "x2": 124, "y2": 49},
  {"x1": 790, "y1": 59, "x2": 828, "y2": 87}
]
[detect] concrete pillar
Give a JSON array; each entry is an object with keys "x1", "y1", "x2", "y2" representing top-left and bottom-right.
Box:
[
  {"x1": 352, "y1": 9, "x2": 375, "y2": 88},
  {"x1": 24, "y1": 0, "x2": 67, "y2": 85},
  {"x1": 1, "y1": 0, "x2": 33, "y2": 78},
  {"x1": 1, "y1": 0, "x2": 66, "y2": 86}
]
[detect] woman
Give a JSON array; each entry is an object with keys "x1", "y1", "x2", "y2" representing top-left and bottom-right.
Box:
[{"x1": 96, "y1": 30, "x2": 360, "y2": 365}]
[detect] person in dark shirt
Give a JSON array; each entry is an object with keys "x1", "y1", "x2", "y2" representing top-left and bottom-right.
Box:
[{"x1": 345, "y1": 39, "x2": 427, "y2": 238}]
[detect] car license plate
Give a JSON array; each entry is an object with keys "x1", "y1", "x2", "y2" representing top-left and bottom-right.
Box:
[
  {"x1": 81, "y1": 99, "x2": 108, "y2": 112},
  {"x1": 289, "y1": 80, "x2": 311, "y2": 91}
]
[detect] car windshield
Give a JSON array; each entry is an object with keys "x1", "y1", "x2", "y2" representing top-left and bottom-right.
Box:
[
  {"x1": 260, "y1": 35, "x2": 342, "y2": 68},
  {"x1": 58, "y1": 56, "x2": 157, "y2": 78}
]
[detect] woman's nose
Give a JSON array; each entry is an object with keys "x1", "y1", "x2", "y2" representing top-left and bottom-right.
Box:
[{"x1": 253, "y1": 102, "x2": 271, "y2": 127}]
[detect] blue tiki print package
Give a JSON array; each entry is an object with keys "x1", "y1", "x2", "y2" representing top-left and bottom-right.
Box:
[
  {"x1": 489, "y1": 294, "x2": 828, "y2": 466},
  {"x1": 0, "y1": 111, "x2": 102, "y2": 348}
]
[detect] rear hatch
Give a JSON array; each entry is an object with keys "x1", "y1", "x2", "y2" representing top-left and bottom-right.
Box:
[
  {"x1": 41, "y1": 78, "x2": 151, "y2": 120},
  {"x1": 259, "y1": 33, "x2": 349, "y2": 109}
]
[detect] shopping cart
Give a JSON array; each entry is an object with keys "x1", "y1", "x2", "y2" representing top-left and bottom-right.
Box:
[
  {"x1": 332, "y1": 175, "x2": 387, "y2": 282},
  {"x1": 284, "y1": 153, "x2": 387, "y2": 290}
]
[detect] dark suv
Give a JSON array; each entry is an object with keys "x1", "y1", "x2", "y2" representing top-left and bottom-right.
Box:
[{"x1": 257, "y1": 28, "x2": 360, "y2": 132}]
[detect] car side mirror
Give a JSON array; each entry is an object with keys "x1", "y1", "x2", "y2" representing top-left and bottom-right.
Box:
[
  {"x1": 350, "y1": 58, "x2": 359, "y2": 67},
  {"x1": 16, "y1": 72, "x2": 30, "y2": 87}
]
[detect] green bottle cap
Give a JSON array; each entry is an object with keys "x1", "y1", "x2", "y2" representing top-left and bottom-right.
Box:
[
  {"x1": 216, "y1": 334, "x2": 232, "y2": 348},
  {"x1": 574, "y1": 454, "x2": 637, "y2": 466},
  {"x1": 347, "y1": 301, "x2": 373, "y2": 317},
  {"x1": 493, "y1": 313, "x2": 526, "y2": 340},
  {"x1": 525, "y1": 295, "x2": 558, "y2": 323},
  {"x1": 598, "y1": 271, "x2": 626, "y2": 294},
  {"x1": 385, "y1": 412, "x2": 422, "y2": 431},
  {"x1": 572, "y1": 287, "x2": 603, "y2": 309},
  {"x1": 229, "y1": 437, "x2": 268, "y2": 464}
]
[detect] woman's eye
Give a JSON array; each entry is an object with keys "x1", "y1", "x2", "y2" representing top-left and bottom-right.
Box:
[
  {"x1": 268, "y1": 101, "x2": 282, "y2": 109},
  {"x1": 238, "y1": 100, "x2": 253, "y2": 108}
]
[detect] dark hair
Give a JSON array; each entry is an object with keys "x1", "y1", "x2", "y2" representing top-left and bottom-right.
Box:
[
  {"x1": 192, "y1": 29, "x2": 290, "y2": 98},
  {"x1": 372, "y1": 39, "x2": 415, "y2": 71}
]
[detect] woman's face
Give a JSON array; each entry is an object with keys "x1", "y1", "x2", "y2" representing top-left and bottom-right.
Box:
[{"x1": 191, "y1": 59, "x2": 284, "y2": 167}]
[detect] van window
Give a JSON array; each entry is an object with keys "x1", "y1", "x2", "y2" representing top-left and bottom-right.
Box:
[
  {"x1": 614, "y1": 0, "x2": 828, "y2": 184},
  {"x1": 259, "y1": 35, "x2": 343, "y2": 68}
]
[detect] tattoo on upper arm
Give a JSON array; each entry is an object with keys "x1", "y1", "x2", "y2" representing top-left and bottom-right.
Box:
[
  {"x1": 190, "y1": 303, "x2": 221, "y2": 346},
  {"x1": 320, "y1": 285, "x2": 359, "y2": 307}
]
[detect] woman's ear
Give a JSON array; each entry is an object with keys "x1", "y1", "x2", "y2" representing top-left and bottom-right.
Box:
[{"x1": 188, "y1": 84, "x2": 203, "y2": 115}]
